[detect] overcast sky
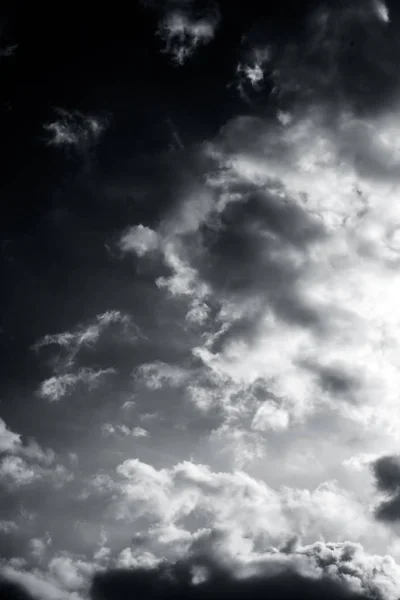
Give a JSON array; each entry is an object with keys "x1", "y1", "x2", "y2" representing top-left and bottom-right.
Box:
[{"x1": 3, "y1": 1, "x2": 400, "y2": 599}]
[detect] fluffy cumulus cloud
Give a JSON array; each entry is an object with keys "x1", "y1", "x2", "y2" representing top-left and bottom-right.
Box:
[
  {"x1": 38, "y1": 368, "x2": 116, "y2": 403},
  {"x1": 82, "y1": 458, "x2": 392, "y2": 560},
  {"x1": 0, "y1": 417, "x2": 72, "y2": 491},
  {"x1": 114, "y1": 0, "x2": 400, "y2": 454}
]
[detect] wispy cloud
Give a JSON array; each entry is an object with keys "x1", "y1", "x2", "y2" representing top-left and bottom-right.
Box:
[
  {"x1": 158, "y1": 9, "x2": 219, "y2": 65},
  {"x1": 37, "y1": 368, "x2": 116, "y2": 402},
  {"x1": 34, "y1": 310, "x2": 137, "y2": 368},
  {"x1": 43, "y1": 108, "x2": 108, "y2": 152},
  {"x1": 0, "y1": 43, "x2": 17, "y2": 57},
  {"x1": 34, "y1": 311, "x2": 138, "y2": 401},
  {"x1": 134, "y1": 361, "x2": 190, "y2": 390}
]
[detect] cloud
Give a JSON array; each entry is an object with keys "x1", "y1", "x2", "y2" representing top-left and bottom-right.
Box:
[
  {"x1": 372, "y1": 0, "x2": 390, "y2": 23},
  {"x1": 37, "y1": 368, "x2": 116, "y2": 402},
  {"x1": 236, "y1": 47, "x2": 272, "y2": 100},
  {"x1": 101, "y1": 424, "x2": 149, "y2": 438},
  {"x1": 0, "y1": 456, "x2": 73, "y2": 490},
  {"x1": 343, "y1": 454, "x2": 381, "y2": 472},
  {"x1": 0, "y1": 417, "x2": 73, "y2": 490},
  {"x1": 0, "y1": 417, "x2": 55, "y2": 464},
  {"x1": 43, "y1": 108, "x2": 108, "y2": 152},
  {"x1": 0, "y1": 557, "x2": 90, "y2": 600},
  {"x1": 0, "y1": 43, "x2": 17, "y2": 57},
  {"x1": 90, "y1": 539, "x2": 400, "y2": 600},
  {"x1": 121, "y1": 399, "x2": 136, "y2": 410},
  {"x1": 119, "y1": 72, "x2": 400, "y2": 448},
  {"x1": 118, "y1": 225, "x2": 160, "y2": 256},
  {"x1": 34, "y1": 311, "x2": 136, "y2": 370},
  {"x1": 83, "y1": 458, "x2": 387, "y2": 558},
  {"x1": 29, "y1": 534, "x2": 52, "y2": 563},
  {"x1": 372, "y1": 455, "x2": 400, "y2": 522},
  {"x1": 34, "y1": 311, "x2": 137, "y2": 401},
  {"x1": 156, "y1": 4, "x2": 220, "y2": 65},
  {"x1": 0, "y1": 418, "x2": 22, "y2": 453},
  {"x1": 134, "y1": 361, "x2": 190, "y2": 390},
  {"x1": 0, "y1": 520, "x2": 17, "y2": 534},
  {"x1": 232, "y1": 0, "x2": 395, "y2": 114}
]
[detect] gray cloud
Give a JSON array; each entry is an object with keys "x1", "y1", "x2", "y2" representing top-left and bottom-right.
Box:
[
  {"x1": 234, "y1": 0, "x2": 395, "y2": 115},
  {"x1": 43, "y1": 108, "x2": 108, "y2": 153},
  {"x1": 0, "y1": 44, "x2": 17, "y2": 57},
  {"x1": 151, "y1": 1, "x2": 220, "y2": 65},
  {"x1": 91, "y1": 537, "x2": 400, "y2": 600},
  {"x1": 372, "y1": 455, "x2": 400, "y2": 522}
]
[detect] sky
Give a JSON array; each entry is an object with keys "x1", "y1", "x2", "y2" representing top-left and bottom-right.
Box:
[{"x1": 4, "y1": 0, "x2": 400, "y2": 599}]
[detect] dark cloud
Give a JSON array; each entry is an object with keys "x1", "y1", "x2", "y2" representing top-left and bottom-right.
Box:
[
  {"x1": 300, "y1": 361, "x2": 361, "y2": 398},
  {"x1": 236, "y1": 0, "x2": 399, "y2": 116},
  {"x1": 372, "y1": 455, "x2": 400, "y2": 521},
  {"x1": 91, "y1": 557, "x2": 374, "y2": 600},
  {"x1": 373, "y1": 454, "x2": 400, "y2": 493},
  {"x1": 193, "y1": 184, "x2": 327, "y2": 350}
]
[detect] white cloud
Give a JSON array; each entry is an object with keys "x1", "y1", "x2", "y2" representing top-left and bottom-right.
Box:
[
  {"x1": 34, "y1": 310, "x2": 135, "y2": 369},
  {"x1": 157, "y1": 9, "x2": 219, "y2": 65},
  {"x1": 131, "y1": 426, "x2": 149, "y2": 438},
  {"x1": 372, "y1": 0, "x2": 390, "y2": 23},
  {"x1": 343, "y1": 453, "x2": 381, "y2": 472},
  {"x1": 34, "y1": 310, "x2": 136, "y2": 402},
  {"x1": 0, "y1": 551, "x2": 99, "y2": 600},
  {"x1": 0, "y1": 456, "x2": 37, "y2": 487},
  {"x1": 128, "y1": 103, "x2": 400, "y2": 448},
  {"x1": 101, "y1": 423, "x2": 149, "y2": 438},
  {"x1": 38, "y1": 368, "x2": 116, "y2": 402},
  {"x1": 0, "y1": 417, "x2": 21, "y2": 452},
  {"x1": 85, "y1": 458, "x2": 390, "y2": 559},
  {"x1": 0, "y1": 455, "x2": 73, "y2": 489},
  {"x1": 115, "y1": 547, "x2": 161, "y2": 569},
  {"x1": 29, "y1": 534, "x2": 52, "y2": 562},
  {"x1": 48, "y1": 555, "x2": 95, "y2": 591},
  {"x1": 0, "y1": 520, "x2": 17, "y2": 533},
  {"x1": 118, "y1": 224, "x2": 160, "y2": 256},
  {"x1": 121, "y1": 399, "x2": 136, "y2": 410},
  {"x1": 134, "y1": 360, "x2": 190, "y2": 390},
  {"x1": 43, "y1": 108, "x2": 108, "y2": 151},
  {"x1": 0, "y1": 563, "x2": 82, "y2": 600},
  {"x1": 236, "y1": 47, "x2": 271, "y2": 99}
]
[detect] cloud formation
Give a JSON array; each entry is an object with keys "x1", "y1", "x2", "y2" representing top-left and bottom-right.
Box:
[
  {"x1": 43, "y1": 109, "x2": 108, "y2": 153},
  {"x1": 34, "y1": 311, "x2": 137, "y2": 401},
  {"x1": 0, "y1": 418, "x2": 72, "y2": 490},
  {"x1": 372, "y1": 455, "x2": 400, "y2": 522},
  {"x1": 5, "y1": 2, "x2": 400, "y2": 599},
  {"x1": 158, "y1": 10, "x2": 219, "y2": 65},
  {"x1": 91, "y1": 539, "x2": 400, "y2": 600}
]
